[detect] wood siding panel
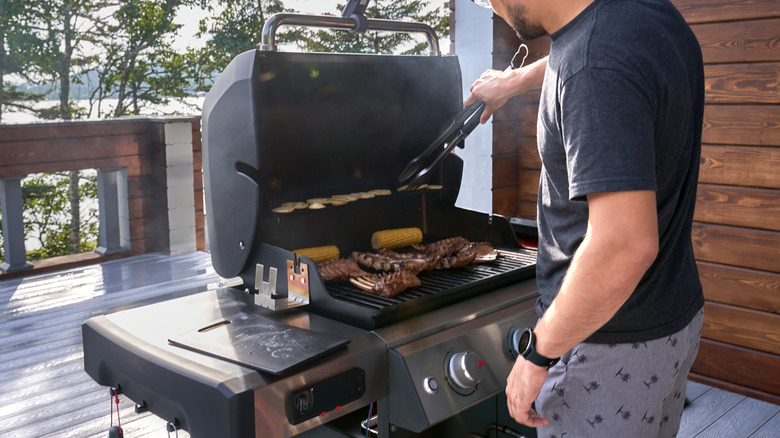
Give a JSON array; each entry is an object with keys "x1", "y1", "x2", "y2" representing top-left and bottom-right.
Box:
[
  {"x1": 702, "y1": 106, "x2": 780, "y2": 146},
  {"x1": 702, "y1": 301, "x2": 780, "y2": 354},
  {"x1": 0, "y1": 121, "x2": 150, "y2": 142},
  {"x1": 690, "y1": 340, "x2": 780, "y2": 405},
  {"x1": 699, "y1": 145, "x2": 780, "y2": 188},
  {"x1": 704, "y1": 63, "x2": 780, "y2": 104},
  {"x1": 692, "y1": 19, "x2": 780, "y2": 64},
  {"x1": 698, "y1": 262, "x2": 780, "y2": 313},
  {"x1": 694, "y1": 185, "x2": 780, "y2": 230},
  {"x1": 493, "y1": 187, "x2": 518, "y2": 218},
  {"x1": 517, "y1": 137, "x2": 541, "y2": 170},
  {"x1": 516, "y1": 202, "x2": 537, "y2": 222},
  {"x1": 692, "y1": 223, "x2": 780, "y2": 273},
  {"x1": 673, "y1": 0, "x2": 780, "y2": 24},
  {"x1": 518, "y1": 170, "x2": 540, "y2": 204},
  {"x1": 493, "y1": 155, "x2": 517, "y2": 190}
]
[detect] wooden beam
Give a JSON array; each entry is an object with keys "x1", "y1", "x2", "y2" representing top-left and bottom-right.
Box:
[
  {"x1": 702, "y1": 106, "x2": 780, "y2": 146},
  {"x1": 702, "y1": 301, "x2": 780, "y2": 355},
  {"x1": 673, "y1": 0, "x2": 780, "y2": 24},
  {"x1": 691, "y1": 337, "x2": 780, "y2": 400},
  {"x1": 699, "y1": 145, "x2": 780, "y2": 187},
  {"x1": 693, "y1": 19, "x2": 780, "y2": 64},
  {"x1": 704, "y1": 63, "x2": 780, "y2": 104},
  {"x1": 695, "y1": 185, "x2": 780, "y2": 231},
  {"x1": 692, "y1": 223, "x2": 780, "y2": 273},
  {"x1": 698, "y1": 262, "x2": 780, "y2": 313}
]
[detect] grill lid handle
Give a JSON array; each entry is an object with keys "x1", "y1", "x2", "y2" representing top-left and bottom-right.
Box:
[
  {"x1": 260, "y1": 12, "x2": 441, "y2": 56},
  {"x1": 342, "y1": 0, "x2": 369, "y2": 34}
]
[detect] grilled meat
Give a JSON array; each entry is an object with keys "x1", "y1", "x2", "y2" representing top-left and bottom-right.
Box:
[
  {"x1": 351, "y1": 250, "x2": 438, "y2": 274},
  {"x1": 317, "y1": 258, "x2": 368, "y2": 282},
  {"x1": 412, "y1": 237, "x2": 471, "y2": 258},
  {"x1": 375, "y1": 248, "x2": 441, "y2": 271},
  {"x1": 438, "y1": 245, "x2": 478, "y2": 269},
  {"x1": 350, "y1": 271, "x2": 421, "y2": 298},
  {"x1": 413, "y1": 237, "x2": 498, "y2": 267}
]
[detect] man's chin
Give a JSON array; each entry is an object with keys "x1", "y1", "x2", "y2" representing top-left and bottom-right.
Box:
[{"x1": 514, "y1": 27, "x2": 548, "y2": 40}]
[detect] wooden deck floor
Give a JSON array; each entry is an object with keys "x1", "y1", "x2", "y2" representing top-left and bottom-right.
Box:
[{"x1": 1, "y1": 252, "x2": 777, "y2": 437}]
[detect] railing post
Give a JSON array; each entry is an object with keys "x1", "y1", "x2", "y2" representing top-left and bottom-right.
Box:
[
  {"x1": 95, "y1": 168, "x2": 130, "y2": 255},
  {"x1": 0, "y1": 176, "x2": 33, "y2": 273},
  {"x1": 163, "y1": 121, "x2": 197, "y2": 256}
]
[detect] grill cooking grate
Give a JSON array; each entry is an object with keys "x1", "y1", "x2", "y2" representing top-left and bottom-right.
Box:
[{"x1": 325, "y1": 247, "x2": 537, "y2": 310}]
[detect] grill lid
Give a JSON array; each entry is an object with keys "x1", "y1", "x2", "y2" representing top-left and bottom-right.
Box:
[{"x1": 203, "y1": 48, "x2": 465, "y2": 282}]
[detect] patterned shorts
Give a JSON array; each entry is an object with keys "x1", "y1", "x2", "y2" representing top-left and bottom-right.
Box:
[{"x1": 535, "y1": 309, "x2": 704, "y2": 438}]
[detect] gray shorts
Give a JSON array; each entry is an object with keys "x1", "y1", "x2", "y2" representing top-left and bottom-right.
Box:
[{"x1": 535, "y1": 309, "x2": 703, "y2": 438}]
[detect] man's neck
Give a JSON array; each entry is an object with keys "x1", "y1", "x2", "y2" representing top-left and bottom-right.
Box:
[{"x1": 535, "y1": 0, "x2": 596, "y2": 34}]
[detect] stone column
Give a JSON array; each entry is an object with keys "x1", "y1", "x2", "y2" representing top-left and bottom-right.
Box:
[
  {"x1": 164, "y1": 121, "x2": 197, "y2": 256},
  {"x1": 95, "y1": 168, "x2": 130, "y2": 255},
  {"x1": 0, "y1": 176, "x2": 33, "y2": 273}
]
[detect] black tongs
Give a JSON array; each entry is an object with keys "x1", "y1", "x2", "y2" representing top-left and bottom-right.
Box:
[{"x1": 398, "y1": 100, "x2": 486, "y2": 190}]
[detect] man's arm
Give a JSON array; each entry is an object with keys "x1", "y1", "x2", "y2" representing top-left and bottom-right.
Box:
[
  {"x1": 465, "y1": 56, "x2": 548, "y2": 124},
  {"x1": 506, "y1": 189, "x2": 659, "y2": 426}
]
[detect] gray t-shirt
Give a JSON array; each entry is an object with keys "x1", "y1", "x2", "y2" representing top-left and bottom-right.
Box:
[{"x1": 536, "y1": 0, "x2": 705, "y2": 343}]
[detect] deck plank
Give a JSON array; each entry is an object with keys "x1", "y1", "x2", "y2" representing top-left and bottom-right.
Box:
[
  {"x1": 749, "y1": 411, "x2": 780, "y2": 438},
  {"x1": 695, "y1": 397, "x2": 780, "y2": 438},
  {"x1": 678, "y1": 385, "x2": 747, "y2": 437},
  {"x1": 685, "y1": 380, "x2": 713, "y2": 402},
  {"x1": 0, "y1": 252, "x2": 215, "y2": 438}
]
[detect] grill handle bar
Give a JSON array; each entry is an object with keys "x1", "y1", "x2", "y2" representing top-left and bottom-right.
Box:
[{"x1": 260, "y1": 13, "x2": 441, "y2": 56}]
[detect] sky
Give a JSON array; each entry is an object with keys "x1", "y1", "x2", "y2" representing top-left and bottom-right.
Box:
[
  {"x1": 173, "y1": 1, "x2": 449, "y2": 53},
  {"x1": 174, "y1": 2, "x2": 352, "y2": 51}
]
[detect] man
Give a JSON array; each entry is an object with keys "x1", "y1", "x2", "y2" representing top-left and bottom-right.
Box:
[{"x1": 465, "y1": 0, "x2": 705, "y2": 436}]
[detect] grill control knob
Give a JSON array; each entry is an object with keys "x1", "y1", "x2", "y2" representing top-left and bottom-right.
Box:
[
  {"x1": 508, "y1": 328, "x2": 523, "y2": 358},
  {"x1": 447, "y1": 351, "x2": 485, "y2": 390}
]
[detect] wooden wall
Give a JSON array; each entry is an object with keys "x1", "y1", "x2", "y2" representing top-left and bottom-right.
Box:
[
  {"x1": 0, "y1": 118, "x2": 206, "y2": 278},
  {"x1": 486, "y1": 1, "x2": 780, "y2": 404}
]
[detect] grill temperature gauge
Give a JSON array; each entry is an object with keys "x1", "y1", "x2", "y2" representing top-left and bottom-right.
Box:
[{"x1": 446, "y1": 351, "x2": 484, "y2": 392}]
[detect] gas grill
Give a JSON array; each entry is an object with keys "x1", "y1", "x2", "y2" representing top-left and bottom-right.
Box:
[{"x1": 82, "y1": 5, "x2": 541, "y2": 437}]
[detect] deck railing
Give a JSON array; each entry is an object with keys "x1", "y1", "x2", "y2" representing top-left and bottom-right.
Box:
[{"x1": 0, "y1": 117, "x2": 206, "y2": 277}]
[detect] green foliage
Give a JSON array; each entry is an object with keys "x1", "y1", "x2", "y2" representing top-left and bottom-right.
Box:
[
  {"x1": 189, "y1": 0, "x2": 287, "y2": 93},
  {"x1": 284, "y1": 1, "x2": 450, "y2": 55},
  {"x1": 21, "y1": 172, "x2": 98, "y2": 260},
  {"x1": 0, "y1": 0, "x2": 50, "y2": 121},
  {"x1": 97, "y1": 0, "x2": 199, "y2": 117}
]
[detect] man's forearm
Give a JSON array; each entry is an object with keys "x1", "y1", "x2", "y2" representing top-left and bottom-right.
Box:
[{"x1": 533, "y1": 191, "x2": 659, "y2": 359}]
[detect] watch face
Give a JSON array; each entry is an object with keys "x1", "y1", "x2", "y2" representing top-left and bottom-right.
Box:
[{"x1": 518, "y1": 328, "x2": 532, "y2": 356}]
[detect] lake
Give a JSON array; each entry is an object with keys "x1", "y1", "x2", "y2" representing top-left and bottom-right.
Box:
[{"x1": 1, "y1": 97, "x2": 205, "y2": 124}]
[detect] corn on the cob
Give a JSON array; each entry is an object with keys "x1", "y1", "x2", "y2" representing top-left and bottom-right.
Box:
[
  {"x1": 293, "y1": 245, "x2": 340, "y2": 263},
  {"x1": 371, "y1": 227, "x2": 423, "y2": 250}
]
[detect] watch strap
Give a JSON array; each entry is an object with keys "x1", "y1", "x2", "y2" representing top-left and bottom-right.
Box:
[{"x1": 524, "y1": 348, "x2": 559, "y2": 369}]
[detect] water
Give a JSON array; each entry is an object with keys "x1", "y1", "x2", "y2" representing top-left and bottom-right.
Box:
[{"x1": 1, "y1": 97, "x2": 204, "y2": 124}]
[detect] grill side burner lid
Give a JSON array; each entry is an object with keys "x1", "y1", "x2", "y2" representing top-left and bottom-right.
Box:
[{"x1": 203, "y1": 43, "x2": 464, "y2": 284}]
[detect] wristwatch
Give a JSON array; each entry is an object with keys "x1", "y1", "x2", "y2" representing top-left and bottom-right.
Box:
[{"x1": 515, "y1": 327, "x2": 560, "y2": 369}]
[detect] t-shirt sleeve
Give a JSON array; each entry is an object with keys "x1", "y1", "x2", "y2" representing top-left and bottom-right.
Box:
[{"x1": 560, "y1": 67, "x2": 657, "y2": 201}]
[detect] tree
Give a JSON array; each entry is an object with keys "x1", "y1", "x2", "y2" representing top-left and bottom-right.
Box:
[
  {"x1": 20, "y1": 172, "x2": 99, "y2": 261},
  {"x1": 286, "y1": 1, "x2": 450, "y2": 55},
  {"x1": 189, "y1": 0, "x2": 288, "y2": 93},
  {"x1": 0, "y1": 1, "x2": 48, "y2": 122},
  {"x1": 93, "y1": 0, "x2": 199, "y2": 117}
]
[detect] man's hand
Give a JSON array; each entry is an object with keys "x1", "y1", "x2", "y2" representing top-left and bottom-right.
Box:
[
  {"x1": 465, "y1": 69, "x2": 514, "y2": 124},
  {"x1": 506, "y1": 356, "x2": 550, "y2": 427},
  {"x1": 465, "y1": 56, "x2": 548, "y2": 124}
]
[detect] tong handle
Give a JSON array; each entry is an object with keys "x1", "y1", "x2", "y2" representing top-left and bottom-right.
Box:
[{"x1": 398, "y1": 101, "x2": 486, "y2": 188}]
